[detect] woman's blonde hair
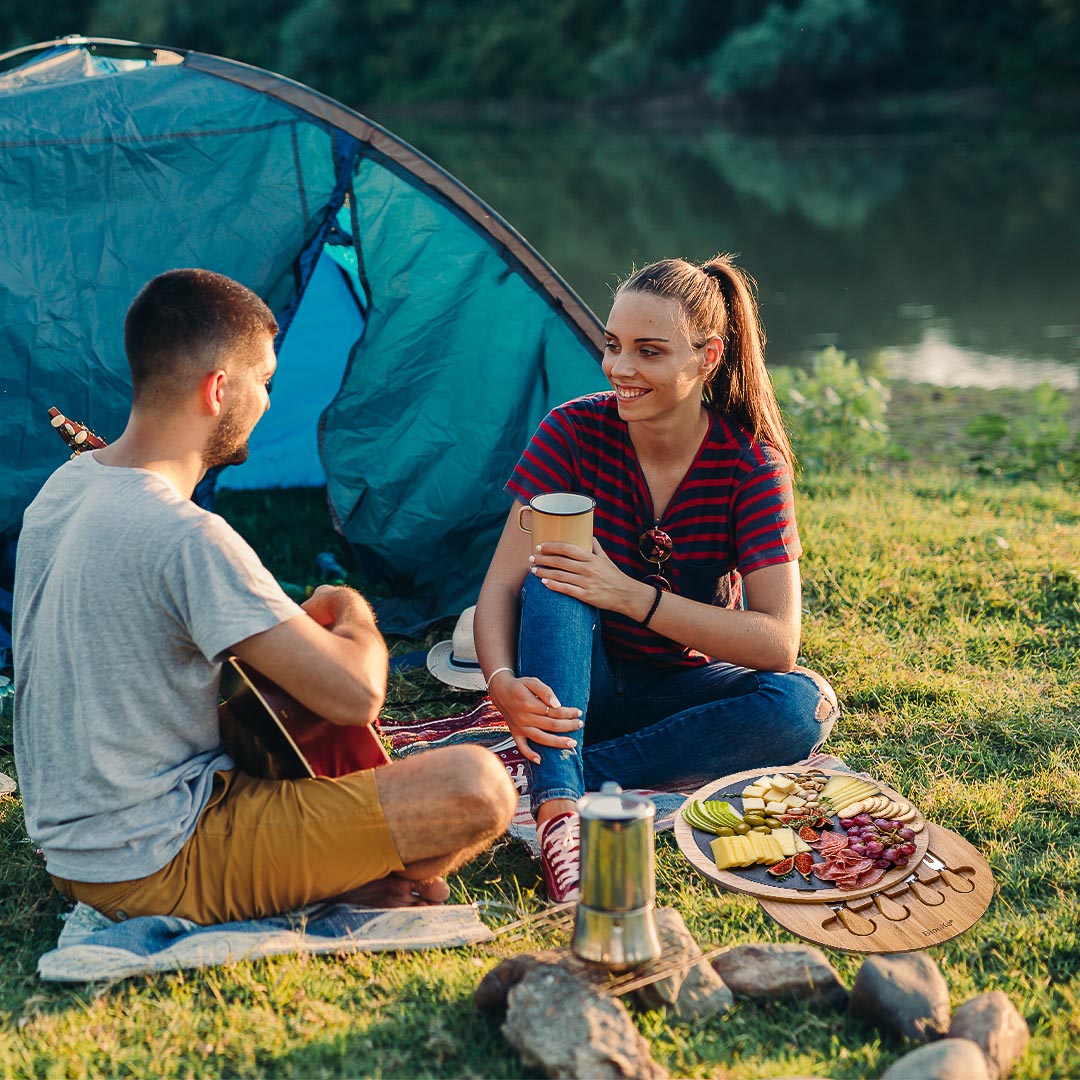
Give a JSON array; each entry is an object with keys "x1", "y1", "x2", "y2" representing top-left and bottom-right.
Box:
[{"x1": 617, "y1": 254, "x2": 793, "y2": 467}]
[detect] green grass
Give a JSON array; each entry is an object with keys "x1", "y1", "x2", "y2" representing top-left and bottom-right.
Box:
[{"x1": 2, "y1": 384, "x2": 1079, "y2": 1078}]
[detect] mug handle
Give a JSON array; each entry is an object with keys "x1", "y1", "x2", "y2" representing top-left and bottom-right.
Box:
[{"x1": 517, "y1": 506, "x2": 532, "y2": 534}]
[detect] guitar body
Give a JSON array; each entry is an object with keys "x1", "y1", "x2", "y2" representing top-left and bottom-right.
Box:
[
  {"x1": 220, "y1": 657, "x2": 389, "y2": 779},
  {"x1": 48, "y1": 405, "x2": 388, "y2": 781}
]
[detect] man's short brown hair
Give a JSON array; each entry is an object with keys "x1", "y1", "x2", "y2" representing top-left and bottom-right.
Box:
[{"x1": 124, "y1": 269, "x2": 278, "y2": 406}]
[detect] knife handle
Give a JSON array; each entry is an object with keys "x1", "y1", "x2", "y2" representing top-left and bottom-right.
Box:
[
  {"x1": 835, "y1": 906, "x2": 877, "y2": 936},
  {"x1": 909, "y1": 877, "x2": 946, "y2": 906},
  {"x1": 937, "y1": 866, "x2": 974, "y2": 893},
  {"x1": 873, "y1": 892, "x2": 910, "y2": 921}
]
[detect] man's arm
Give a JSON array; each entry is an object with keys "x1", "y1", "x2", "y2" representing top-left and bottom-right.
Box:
[{"x1": 231, "y1": 585, "x2": 388, "y2": 727}]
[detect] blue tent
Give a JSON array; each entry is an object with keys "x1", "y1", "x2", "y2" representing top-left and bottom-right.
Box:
[{"x1": 0, "y1": 36, "x2": 606, "y2": 655}]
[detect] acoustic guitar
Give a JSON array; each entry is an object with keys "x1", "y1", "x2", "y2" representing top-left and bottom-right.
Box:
[{"x1": 47, "y1": 407, "x2": 388, "y2": 780}]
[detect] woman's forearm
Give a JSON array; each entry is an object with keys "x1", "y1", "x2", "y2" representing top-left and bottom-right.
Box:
[
  {"x1": 640, "y1": 592, "x2": 800, "y2": 671},
  {"x1": 610, "y1": 561, "x2": 803, "y2": 672},
  {"x1": 474, "y1": 574, "x2": 521, "y2": 678}
]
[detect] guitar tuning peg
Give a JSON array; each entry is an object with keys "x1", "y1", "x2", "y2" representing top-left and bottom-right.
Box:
[
  {"x1": 62, "y1": 423, "x2": 75, "y2": 436},
  {"x1": 50, "y1": 413, "x2": 67, "y2": 428},
  {"x1": 74, "y1": 429, "x2": 88, "y2": 444}
]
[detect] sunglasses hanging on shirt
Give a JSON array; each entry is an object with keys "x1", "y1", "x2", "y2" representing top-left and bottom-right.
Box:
[{"x1": 638, "y1": 526, "x2": 673, "y2": 593}]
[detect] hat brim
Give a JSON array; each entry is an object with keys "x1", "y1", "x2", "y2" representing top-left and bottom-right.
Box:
[{"x1": 425, "y1": 640, "x2": 487, "y2": 692}]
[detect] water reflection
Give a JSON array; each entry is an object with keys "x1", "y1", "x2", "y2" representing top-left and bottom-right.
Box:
[
  {"x1": 885, "y1": 328, "x2": 1079, "y2": 390},
  {"x1": 377, "y1": 114, "x2": 1080, "y2": 389}
]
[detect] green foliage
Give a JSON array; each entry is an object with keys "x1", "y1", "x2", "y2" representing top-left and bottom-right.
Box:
[
  {"x1": 4, "y1": 455, "x2": 1080, "y2": 1077},
  {"x1": 707, "y1": 0, "x2": 903, "y2": 99},
  {"x1": 4, "y1": 0, "x2": 1079, "y2": 105},
  {"x1": 965, "y1": 382, "x2": 1080, "y2": 482},
  {"x1": 772, "y1": 347, "x2": 891, "y2": 473}
]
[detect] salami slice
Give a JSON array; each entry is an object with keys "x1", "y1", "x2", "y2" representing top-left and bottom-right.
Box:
[{"x1": 855, "y1": 866, "x2": 887, "y2": 888}]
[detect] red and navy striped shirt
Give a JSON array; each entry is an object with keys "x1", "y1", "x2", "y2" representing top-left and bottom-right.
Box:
[{"x1": 506, "y1": 392, "x2": 801, "y2": 667}]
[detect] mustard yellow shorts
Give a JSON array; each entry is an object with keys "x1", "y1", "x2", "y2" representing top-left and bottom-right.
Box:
[{"x1": 52, "y1": 769, "x2": 405, "y2": 925}]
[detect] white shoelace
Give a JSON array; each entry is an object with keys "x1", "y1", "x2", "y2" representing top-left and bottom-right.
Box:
[{"x1": 541, "y1": 814, "x2": 581, "y2": 892}]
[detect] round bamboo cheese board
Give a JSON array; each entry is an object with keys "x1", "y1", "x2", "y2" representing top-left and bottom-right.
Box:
[
  {"x1": 673, "y1": 766, "x2": 930, "y2": 904},
  {"x1": 757, "y1": 822, "x2": 994, "y2": 952}
]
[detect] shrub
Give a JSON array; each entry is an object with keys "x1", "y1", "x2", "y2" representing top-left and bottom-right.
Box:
[
  {"x1": 964, "y1": 382, "x2": 1080, "y2": 482},
  {"x1": 772, "y1": 347, "x2": 891, "y2": 473}
]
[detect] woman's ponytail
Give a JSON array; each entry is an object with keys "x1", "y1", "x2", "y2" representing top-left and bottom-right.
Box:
[{"x1": 699, "y1": 256, "x2": 793, "y2": 468}]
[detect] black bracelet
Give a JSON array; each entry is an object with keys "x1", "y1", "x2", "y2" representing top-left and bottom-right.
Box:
[{"x1": 639, "y1": 582, "x2": 664, "y2": 628}]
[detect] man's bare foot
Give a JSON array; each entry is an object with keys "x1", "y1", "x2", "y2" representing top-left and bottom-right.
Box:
[{"x1": 332, "y1": 872, "x2": 451, "y2": 908}]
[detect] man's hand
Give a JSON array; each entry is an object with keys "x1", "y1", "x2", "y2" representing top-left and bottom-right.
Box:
[
  {"x1": 232, "y1": 585, "x2": 388, "y2": 727},
  {"x1": 301, "y1": 584, "x2": 377, "y2": 632}
]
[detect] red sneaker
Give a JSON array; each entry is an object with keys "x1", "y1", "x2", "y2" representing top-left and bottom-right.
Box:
[
  {"x1": 537, "y1": 811, "x2": 581, "y2": 903},
  {"x1": 490, "y1": 737, "x2": 529, "y2": 795}
]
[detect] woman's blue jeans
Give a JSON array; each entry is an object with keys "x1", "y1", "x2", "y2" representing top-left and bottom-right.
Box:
[{"x1": 518, "y1": 572, "x2": 838, "y2": 815}]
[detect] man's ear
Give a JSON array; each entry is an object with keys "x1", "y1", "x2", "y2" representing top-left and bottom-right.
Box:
[{"x1": 200, "y1": 370, "x2": 228, "y2": 416}]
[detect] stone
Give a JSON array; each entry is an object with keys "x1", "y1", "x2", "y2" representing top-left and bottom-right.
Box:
[
  {"x1": 880, "y1": 1037, "x2": 991, "y2": 1080},
  {"x1": 632, "y1": 908, "x2": 734, "y2": 1021},
  {"x1": 502, "y1": 965, "x2": 669, "y2": 1079},
  {"x1": 475, "y1": 950, "x2": 608, "y2": 1014},
  {"x1": 711, "y1": 942, "x2": 848, "y2": 1008},
  {"x1": 848, "y1": 953, "x2": 951, "y2": 1043},
  {"x1": 949, "y1": 990, "x2": 1031, "y2": 1080}
]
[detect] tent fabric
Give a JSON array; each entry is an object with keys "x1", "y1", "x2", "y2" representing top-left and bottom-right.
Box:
[{"x1": 0, "y1": 38, "x2": 606, "y2": 638}]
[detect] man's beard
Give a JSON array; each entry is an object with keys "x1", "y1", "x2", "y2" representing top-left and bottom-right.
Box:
[{"x1": 202, "y1": 403, "x2": 250, "y2": 470}]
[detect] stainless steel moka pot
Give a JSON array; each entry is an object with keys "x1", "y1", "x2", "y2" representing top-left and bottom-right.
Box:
[{"x1": 571, "y1": 782, "x2": 662, "y2": 971}]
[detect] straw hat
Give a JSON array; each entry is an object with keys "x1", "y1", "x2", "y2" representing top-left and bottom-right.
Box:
[{"x1": 426, "y1": 606, "x2": 487, "y2": 691}]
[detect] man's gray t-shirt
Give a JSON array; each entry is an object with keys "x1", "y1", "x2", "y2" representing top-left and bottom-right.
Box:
[{"x1": 13, "y1": 452, "x2": 304, "y2": 882}]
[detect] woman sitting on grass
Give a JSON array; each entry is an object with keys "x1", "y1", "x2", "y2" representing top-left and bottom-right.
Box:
[{"x1": 475, "y1": 254, "x2": 840, "y2": 903}]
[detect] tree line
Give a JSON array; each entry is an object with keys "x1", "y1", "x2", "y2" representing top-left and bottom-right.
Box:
[{"x1": 3, "y1": 0, "x2": 1078, "y2": 108}]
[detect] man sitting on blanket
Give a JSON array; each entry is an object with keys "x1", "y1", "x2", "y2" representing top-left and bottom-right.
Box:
[{"x1": 13, "y1": 269, "x2": 517, "y2": 925}]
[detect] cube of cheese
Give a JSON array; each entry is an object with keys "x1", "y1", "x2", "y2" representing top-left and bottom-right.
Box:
[
  {"x1": 742, "y1": 797, "x2": 765, "y2": 811},
  {"x1": 771, "y1": 775, "x2": 796, "y2": 794},
  {"x1": 765, "y1": 800, "x2": 786, "y2": 814},
  {"x1": 742, "y1": 784, "x2": 766, "y2": 798}
]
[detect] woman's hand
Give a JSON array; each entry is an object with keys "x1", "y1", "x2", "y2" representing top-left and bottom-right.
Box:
[
  {"x1": 528, "y1": 539, "x2": 648, "y2": 619},
  {"x1": 487, "y1": 671, "x2": 582, "y2": 765}
]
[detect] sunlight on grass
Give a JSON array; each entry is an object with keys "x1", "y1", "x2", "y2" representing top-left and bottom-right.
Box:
[{"x1": 2, "y1": 395, "x2": 1078, "y2": 1077}]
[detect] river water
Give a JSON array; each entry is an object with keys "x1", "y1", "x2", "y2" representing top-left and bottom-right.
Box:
[{"x1": 381, "y1": 114, "x2": 1080, "y2": 390}]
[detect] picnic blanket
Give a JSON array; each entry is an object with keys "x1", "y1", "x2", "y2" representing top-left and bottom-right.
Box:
[{"x1": 38, "y1": 900, "x2": 493, "y2": 982}]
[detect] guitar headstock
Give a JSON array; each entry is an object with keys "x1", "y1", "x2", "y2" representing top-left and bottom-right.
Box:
[{"x1": 48, "y1": 407, "x2": 108, "y2": 456}]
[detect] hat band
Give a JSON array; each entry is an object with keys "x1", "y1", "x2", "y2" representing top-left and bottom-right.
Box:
[{"x1": 448, "y1": 652, "x2": 482, "y2": 671}]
